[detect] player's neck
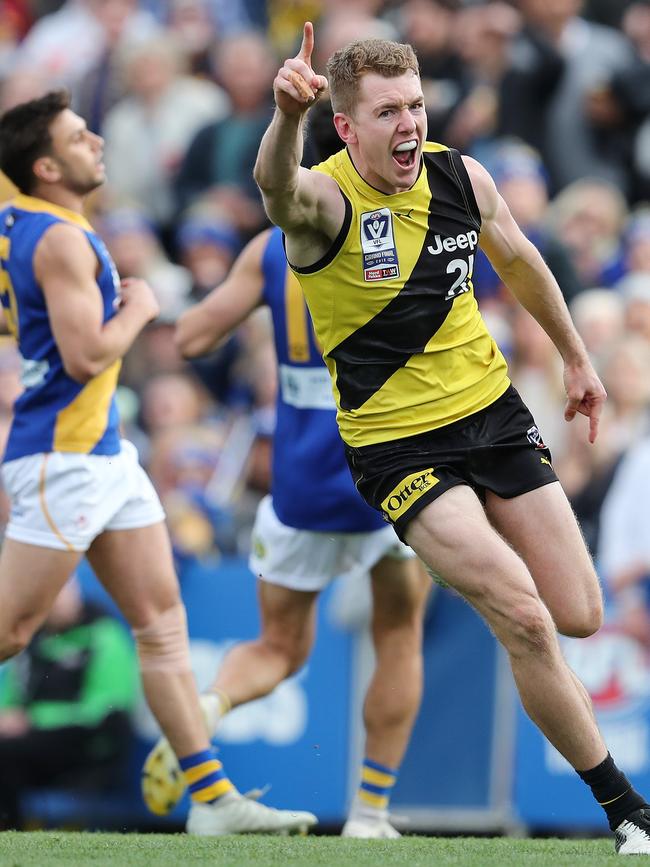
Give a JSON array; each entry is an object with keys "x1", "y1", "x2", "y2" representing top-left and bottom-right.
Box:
[{"x1": 29, "y1": 184, "x2": 86, "y2": 215}]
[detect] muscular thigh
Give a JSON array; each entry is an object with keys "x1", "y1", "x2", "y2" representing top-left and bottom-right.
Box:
[
  {"x1": 404, "y1": 485, "x2": 541, "y2": 639},
  {"x1": 0, "y1": 538, "x2": 81, "y2": 634},
  {"x1": 485, "y1": 482, "x2": 602, "y2": 637},
  {"x1": 86, "y1": 523, "x2": 180, "y2": 628}
]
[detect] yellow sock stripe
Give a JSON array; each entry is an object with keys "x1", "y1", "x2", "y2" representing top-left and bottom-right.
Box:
[
  {"x1": 362, "y1": 767, "x2": 396, "y2": 788},
  {"x1": 184, "y1": 759, "x2": 223, "y2": 785},
  {"x1": 191, "y1": 778, "x2": 234, "y2": 803},
  {"x1": 359, "y1": 790, "x2": 389, "y2": 810},
  {"x1": 599, "y1": 788, "x2": 630, "y2": 806}
]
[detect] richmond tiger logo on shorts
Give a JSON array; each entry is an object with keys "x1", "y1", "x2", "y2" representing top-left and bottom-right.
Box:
[{"x1": 381, "y1": 469, "x2": 439, "y2": 521}]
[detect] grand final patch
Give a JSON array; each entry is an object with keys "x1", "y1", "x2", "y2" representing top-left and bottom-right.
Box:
[
  {"x1": 381, "y1": 468, "x2": 439, "y2": 521},
  {"x1": 360, "y1": 208, "x2": 400, "y2": 282}
]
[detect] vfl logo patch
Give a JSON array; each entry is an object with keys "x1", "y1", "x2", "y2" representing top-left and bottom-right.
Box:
[
  {"x1": 381, "y1": 468, "x2": 438, "y2": 521},
  {"x1": 526, "y1": 425, "x2": 546, "y2": 449},
  {"x1": 360, "y1": 208, "x2": 400, "y2": 282}
]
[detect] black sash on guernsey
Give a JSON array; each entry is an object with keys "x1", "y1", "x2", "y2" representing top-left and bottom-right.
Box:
[{"x1": 329, "y1": 150, "x2": 482, "y2": 411}]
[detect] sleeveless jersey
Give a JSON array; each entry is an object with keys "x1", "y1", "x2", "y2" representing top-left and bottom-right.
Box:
[
  {"x1": 0, "y1": 195, "x2": 122, "y2": 462},
  {"x1": 291, "y1": 143, "x2": 510, "y2": 447},
  {"x1": 262, "y1": 227, "x2": 385, "y2": 532}
]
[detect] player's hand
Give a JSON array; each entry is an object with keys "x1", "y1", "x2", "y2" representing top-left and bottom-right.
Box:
[
  {"x1": 563, "y1": 360, "x2": 607, "y2": 444},
  {"x1": 274, "y1": 22, "x2": 328, "y2": 116},
  {"x1": 119, "y1": 278, "x2": 160, "y2": 323}
]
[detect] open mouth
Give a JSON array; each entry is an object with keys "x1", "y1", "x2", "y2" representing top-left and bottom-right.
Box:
[{"x1": 392, "y1": 140, "x2": 418, "y2": 170}]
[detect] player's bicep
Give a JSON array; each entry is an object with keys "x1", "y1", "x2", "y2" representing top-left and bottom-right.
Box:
[
  {"x1": 477, "y1": 195, "x2": 527, "y2": 272},
  {"x1": 34, "y1": 224, "x2": 104, "y2": 373}
]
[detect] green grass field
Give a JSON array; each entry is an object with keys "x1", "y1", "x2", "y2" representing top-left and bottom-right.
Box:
[{"x1": 0, "y1": 832, "x2": 645, "y2": 866}]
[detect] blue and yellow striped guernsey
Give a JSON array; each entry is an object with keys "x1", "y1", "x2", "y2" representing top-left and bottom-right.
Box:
[{"x1": 0, "y1": 195, "x2": 121, "y2": 462}]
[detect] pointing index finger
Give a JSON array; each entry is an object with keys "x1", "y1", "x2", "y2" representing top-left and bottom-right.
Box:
[{"x1": 297, "y1": 21, "x2": 314, "y2": 64}]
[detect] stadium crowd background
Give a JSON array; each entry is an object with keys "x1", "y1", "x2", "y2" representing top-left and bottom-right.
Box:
[{"x1": 1, "y1": 0, "x2": 650, "y2": 783}]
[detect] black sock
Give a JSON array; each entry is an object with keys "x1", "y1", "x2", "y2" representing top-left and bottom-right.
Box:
[{"x1": 577, "y1": 753, "x2": 647, "y2": 830}]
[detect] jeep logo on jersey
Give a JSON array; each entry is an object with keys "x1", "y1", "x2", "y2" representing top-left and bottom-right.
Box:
[
  {"x1": 361, "y1": 207, "x2": 400, "y2": 282},
  {"x1": 381, "y1": 468, "x2": 439, "y2": 521},
  {"x1": 427, "y1": 229, "x2": 478, "y2": 256}
]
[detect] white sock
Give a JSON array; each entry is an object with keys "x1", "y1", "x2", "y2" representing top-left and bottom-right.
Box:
[
  {"x1": 348, "y1": 795, "x2": 388, "y2": 823},
  {"x1": 201, "y1": 689, "x2": 231, "y2": 737}
]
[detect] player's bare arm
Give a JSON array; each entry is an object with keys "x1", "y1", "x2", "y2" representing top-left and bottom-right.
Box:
[
  {"x1": 35, "y1": 222, "x2": 159, "y2": 383},
  {"x1": 465, "y1": 155, "x2": 606, "y2": 444},
  {"x1": 175, "y1": 230, "x2": 271, "y2": 358},
  {"x1": 254, "y1": 22, "x2": 344, "y2": 266}
]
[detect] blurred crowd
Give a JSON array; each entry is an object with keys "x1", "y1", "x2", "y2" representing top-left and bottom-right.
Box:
[{"x1": 1, "y1": 0, "x2": 650, "y2": 641}]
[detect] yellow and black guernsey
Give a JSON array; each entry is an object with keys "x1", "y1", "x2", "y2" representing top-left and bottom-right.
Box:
[
  {"x1": 0, "y1": 195, "x2": 121, "y2": 462},
  {"x1": 290, "y1": 143, "x2": 510, "y2": 447}
]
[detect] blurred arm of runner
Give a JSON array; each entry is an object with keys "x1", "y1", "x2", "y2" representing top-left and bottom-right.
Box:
[
  {"x1": 175, "y1": 230, "x2": 271, "y2": 358},
  {"x1": 254, "y1": 22, "x2": 345, "y2": 268},
  {"x1": 35, "y1": 222, "x2": 159, "y2": 383},
  {"x1": 465, "y1": 155, "x2": 606, "y2": 444}
]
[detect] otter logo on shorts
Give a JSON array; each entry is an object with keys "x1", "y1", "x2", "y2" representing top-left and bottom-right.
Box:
[{"x1": 381, "y1": 469, "x2": 439, "y2": 521}]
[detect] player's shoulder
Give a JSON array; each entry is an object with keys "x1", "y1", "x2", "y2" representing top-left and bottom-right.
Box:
[{"x1": 422, "y1": 141, "x2": 451, "y2": 155}]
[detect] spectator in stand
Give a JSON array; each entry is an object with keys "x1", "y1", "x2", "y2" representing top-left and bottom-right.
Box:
[
  {"x1": 585, "y1": 1, "x2": 650, "y2": 204},
  {"x1": 99, "y1": 208, "x2": 193, "y2": 322},
  {"x1": 546, "y1": 177, "x2": 629, "y2": 287},
  {"x1": 473, "y1": 139, "x2": 584, "y2": 304},
  {"x1": 174, "y1": 31, "x2": 276, "y2": 237},
  {"x1": 12, "y1": 0, "x2": 159, "y2": 99},
  {"x1": 599, "y1": 434, "x2": 650, "y2": 649},
  {"x1": 396, "y1": 0, "x2": 471, "y2": 145},
  {"x1": 175, "y1": 210, "x2": 249, "y2": 407},
  {"x1": 0, "y1": 0, "x2": 31, "y2": 80},
  {"x1": 101, "y1": 34, "x2": 229, "y2": 235},
  {"x1": 444, "y1": 2, "x2": 521, "y2": 155},
  {"x1": 0, "y1": 575, "x2": 138, "y2": 830},
  {"x1": 570, "y1": 288, "x2": 625, "y2": 364},
  {"x1": 623, "y1": 209, "x2": 650, "y2": 276},
  {"x1": 617, "y1": 273, "x2": 650, "y2": 342},
  {"x1": 559, "y1": 334, "x2": 650, "y2": 557},
  {"x1": 176, "y1": 209, "x2": 241, "y2": 302},
  {"x1": 517, "y1": 0, "x2": 635, "y2": 195}
]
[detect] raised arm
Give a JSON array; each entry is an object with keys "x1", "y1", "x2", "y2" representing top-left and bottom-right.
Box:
[
  {"x1": 175, "y1": 230, "x2": 270, "y2": 358},
  {"x1": 35, "y1": 223, "x2": 159, "y2": 383},
  {"x1": 464, "y1": 155, "x2": 606, "y2": 443},
  {"x1": 254, "y1": 22, "x2": 344, "y2": 257}
]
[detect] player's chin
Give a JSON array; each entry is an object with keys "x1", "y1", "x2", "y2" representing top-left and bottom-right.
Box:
[{"x1": 391, "y1": 157, "x2": 418, "y2": 185}]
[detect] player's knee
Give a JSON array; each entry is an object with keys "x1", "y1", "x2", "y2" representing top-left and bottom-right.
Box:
[
  {"x1": 557, "y1": 595, "x2": 604, "y2": 639},
  {"x1": 506, "y1": 600, "x2": 556, "y2": 658},
  {"x1": 132, "y1": 603, "x2": 192, "y2": 673},
  {"x1": 261, "y1": 630, "x2": 310, "y2": 676}
]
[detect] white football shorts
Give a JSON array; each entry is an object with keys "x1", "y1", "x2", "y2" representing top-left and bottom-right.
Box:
[
  {"x1": 249, "y1": 494, "x2": 415, "y2": 592},
  {"x1": 1, "y1": 439, "x2": 165, "y2": 552}
]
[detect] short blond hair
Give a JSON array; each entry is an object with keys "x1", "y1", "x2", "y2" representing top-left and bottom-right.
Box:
[{"x1": 326, "y1": 38, "x2": 419, "y2": 116}]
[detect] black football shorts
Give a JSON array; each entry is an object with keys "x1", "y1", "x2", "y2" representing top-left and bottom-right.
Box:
[{"x1": 345, "y1": 385, "x2": 558, "y2": 542}]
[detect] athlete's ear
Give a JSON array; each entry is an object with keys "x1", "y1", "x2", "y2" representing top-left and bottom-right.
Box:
[
  {"x1": 32, "y1": 155, "x2": 62, "y2": 185},
  {"x1": 333, "y1": 112, "x2": 357, "y2": 146}
]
